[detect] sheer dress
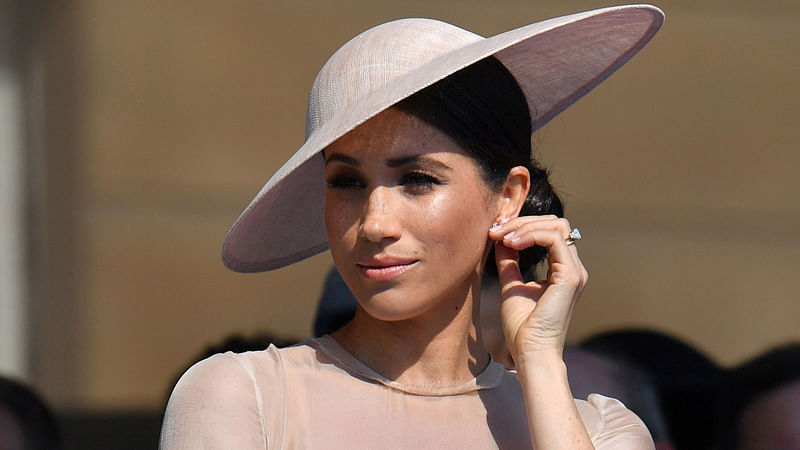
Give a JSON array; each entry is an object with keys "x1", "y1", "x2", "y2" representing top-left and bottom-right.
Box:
[{"x1": 161, "y1": 335, "x2": 654, "y2": 449}]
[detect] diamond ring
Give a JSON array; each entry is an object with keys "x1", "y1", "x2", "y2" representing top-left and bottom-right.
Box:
[{"x1": 565, "y1": 228, "x2": 582, "y2": 246}]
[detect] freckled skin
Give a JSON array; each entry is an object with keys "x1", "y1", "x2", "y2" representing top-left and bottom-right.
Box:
[{"x1": 324, "y1": 107, "x2": 499, "y2": 324}]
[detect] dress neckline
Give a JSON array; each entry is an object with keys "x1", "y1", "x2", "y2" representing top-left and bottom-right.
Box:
[{"x1": 309, "y1": 334, "x2": 507, "y2": 397}]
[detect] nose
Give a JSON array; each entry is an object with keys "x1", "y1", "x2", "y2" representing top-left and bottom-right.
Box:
[{"x1": 358, "y1": 187, "x2": 401, "y2": 243}]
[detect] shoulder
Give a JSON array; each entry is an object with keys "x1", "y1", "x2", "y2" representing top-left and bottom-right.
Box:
[
  {"x1": 576, "y1": 394, "x2": 655, "y2": 450},
  {"x1": 160, "y1": 347, "x2": 291, "y2": 449},
  {"x1": 168, "y1": 351, "x2": 266, "y2": 407}
]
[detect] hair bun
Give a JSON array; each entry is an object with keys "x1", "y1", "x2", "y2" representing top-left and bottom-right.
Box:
[
  {"x1": 524, "y1": 165, "x2": 563, "y2": 218},
  {"x1": 521, "y1": 165, "x2": 563, "y2": 273}
]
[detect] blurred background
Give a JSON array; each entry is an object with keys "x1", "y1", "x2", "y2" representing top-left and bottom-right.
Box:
[{"x1": 1, "y1": 0, "x2": 798, "y2": 447}]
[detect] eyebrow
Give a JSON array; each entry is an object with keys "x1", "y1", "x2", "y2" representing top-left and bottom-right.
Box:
[
  {"x1": 387, "y1": 155, "x2": 451, "y2": 172},
  {"x1": 325, "y1": 153, "x2": 452, "y2": 172},
  {"x1": 325, "y1": 153, "x2": 360, "y2": 166}
]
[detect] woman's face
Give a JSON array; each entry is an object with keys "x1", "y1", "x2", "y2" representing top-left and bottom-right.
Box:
[{"x1": 324, "y1": 107, "x2": 500, "y2": 322}]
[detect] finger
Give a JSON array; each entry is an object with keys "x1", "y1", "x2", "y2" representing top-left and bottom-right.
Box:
[
  {"x1": 493, "y1": 240, "x2": 523, "y2": 288},
  {"x1": 487, "y1": 215, "x2": 560, "y2": 240},
  {"x1": 503, "y1": 226, "x2": 576, "y2": 268},
  {"x1": 494, "y1": 240, "x2": 546, "y2": 347},
  {"x1": 538, "y1": 233, "x2": 579, "y2": 280},
  {"x1": 504, "y1": 219, "x2": 583, "y2": 265},
  {"x1": 490, "y1": 217, "x2": 586, "y2": 290},
  {"x1": 492, "y1": 217, "x2": 571, "y2": 247},
  {"x1": 499, "y1": 217, "x2": 571, "y2": 245},
  {"x1": 509, "y1": 229, "x2": 584, "y2": 292}
]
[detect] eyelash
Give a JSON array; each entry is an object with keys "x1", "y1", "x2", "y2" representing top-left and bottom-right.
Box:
[
  {"x1": 326, "y1": 170, "x2": 442, "y2": 193},
  {"x1": 400, "y1": 171, "x2": 441, "y2": 193},
  {"x1": 326, "y1": 174, "x2": 364, "y2": 190}
]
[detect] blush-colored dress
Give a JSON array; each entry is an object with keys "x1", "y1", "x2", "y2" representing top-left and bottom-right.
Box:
[{"x1": 160, "y1": 335, "x2": 654, "y2": 449}]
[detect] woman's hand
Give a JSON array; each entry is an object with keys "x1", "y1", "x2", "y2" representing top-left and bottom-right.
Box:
[
  {"x1": 487, "y1": 215, "x2": 588, "y2": 361},
  {"x1": 488, "y1": 215, "x2": 594, "y2": 449}
]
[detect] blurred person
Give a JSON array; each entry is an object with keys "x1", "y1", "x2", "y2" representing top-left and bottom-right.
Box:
[
  {"x1": 581, "y1": 329, "x2": 724, "y2": 450},
  {"x1": 162, "y1": 6, "x2": 664, "y2": 448},
  {"x1": 0, "y1": 375, "x2": 61, "y2": 450},
  {"x1": 714, "y1": 343, "x2": 800, "y2": 450},
  {"x1": 313, "y1": 267, "x2": 357, "y2": 337},
  {"x1": 564, "y1": 347, "x2": 674, "y2": 450},
  {"x1": 193, "y1": 332, "x2": 299, "y2": 355}
]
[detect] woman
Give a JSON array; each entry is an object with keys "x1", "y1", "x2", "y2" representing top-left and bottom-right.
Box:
[{"x1": 161, "y1": 5, "x2": 664, "y2": 449}]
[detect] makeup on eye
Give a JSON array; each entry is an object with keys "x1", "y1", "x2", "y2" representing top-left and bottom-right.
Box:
[
  {"x1": 325, "y1": 169, "x2": 444, "y2": 192},
  {"x1": 325, "y1": 153, "x2": 452, "y2": 193},
  {"x1": 399, "y1": 170, "x2": 443, "y2": 194},
  {"x1": 326, "y1": 172, "x2": 364, "y2": 190}
]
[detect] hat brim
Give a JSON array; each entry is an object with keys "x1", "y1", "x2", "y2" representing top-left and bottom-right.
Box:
[{"x1": 223, "y1": 4, "x2": 664, "y2": 272}]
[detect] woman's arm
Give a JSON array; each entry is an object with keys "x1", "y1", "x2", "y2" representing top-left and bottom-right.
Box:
[{"x1": 488, "y1": 216, "x2": 593, "y2": 449}]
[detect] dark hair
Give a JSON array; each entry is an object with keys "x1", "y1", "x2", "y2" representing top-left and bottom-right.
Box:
[
  {"x1": 314, "y1": 266, "x2": 358, "y2": 337},
  {"x1": 581, "y1": 329, "x2": 724, "y2": 450},
  {"x1": 564, "y1": 347, "x2": 671, "y2": 442},
  {"x1": 714, "y1": 343, "x2": 800, "y2": 449},
  {"x1": 395, "y1": 56, "x2": 562, "y2": 276},
  {"x1": 0, "y1": 376, "x2": 61, "y2": 450}
]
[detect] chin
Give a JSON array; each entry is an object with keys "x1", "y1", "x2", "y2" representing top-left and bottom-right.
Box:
[{"x1": 354, "y1": 287, "x2": 430, "y2": 323}]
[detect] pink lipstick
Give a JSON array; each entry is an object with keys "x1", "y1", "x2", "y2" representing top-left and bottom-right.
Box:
[{"x1": 357, "y1": 257, "x2": 417, "y2": 282}]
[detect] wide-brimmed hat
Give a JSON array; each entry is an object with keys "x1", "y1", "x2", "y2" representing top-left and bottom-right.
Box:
[{"x1": 222, "y1": 4, "x2": 664, "y2": 273}]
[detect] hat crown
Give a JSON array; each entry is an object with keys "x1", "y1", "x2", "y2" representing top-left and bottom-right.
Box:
[{"x1": 305, "y1": 18, "x2": 482, "y2": 139}]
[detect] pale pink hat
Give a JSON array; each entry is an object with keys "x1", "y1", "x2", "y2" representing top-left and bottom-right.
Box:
[{"x1": 223, "y1": 4, "x2": 664, "y2": 272}]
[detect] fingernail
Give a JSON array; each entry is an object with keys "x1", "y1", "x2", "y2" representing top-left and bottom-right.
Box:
[
  {"x1": 503, "y1": 231, "x2": 515, "y2": 240},
  {"x1": 500, "y1": 218, "x2": 510, "y2": 224},
  {"x1": 490, "y1": 223, "x2": 502, "y2": 232}
]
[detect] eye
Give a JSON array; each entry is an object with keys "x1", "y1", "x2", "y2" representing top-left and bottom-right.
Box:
[
  {"x1": 401, "y1": 171, "x2": 441, "y2": 194},
  {"x1": 326, "y1": 174, "x2": 365, "y2": 190}
]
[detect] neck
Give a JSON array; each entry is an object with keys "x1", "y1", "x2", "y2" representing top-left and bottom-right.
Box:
[{"x1": 332, "y1": 280, "x2": 490, "y2": 387}]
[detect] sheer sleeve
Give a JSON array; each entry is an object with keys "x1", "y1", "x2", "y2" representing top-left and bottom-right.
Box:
[
  {"x1": 577, "y1": 394, "x2": 655, "y2": 450},
  {"x1": 159, "y1": 352, "x2": 271, "y2": 450}
]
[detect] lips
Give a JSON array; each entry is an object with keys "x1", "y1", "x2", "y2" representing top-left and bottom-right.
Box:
[{"x1": 357, "y1": 256, "x2": 418, "y2": 282}]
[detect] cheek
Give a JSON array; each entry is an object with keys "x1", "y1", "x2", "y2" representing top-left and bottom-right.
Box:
[
  {"x1": 324, "y1": 194, "x2": 359, "y2": 248},
  {"x1": 424, "y1": 190, "x2": 493, "y2": 254}
]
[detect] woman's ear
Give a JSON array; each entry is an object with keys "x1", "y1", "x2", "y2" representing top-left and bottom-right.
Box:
[{"x1": 495, "y1": 166, "x2": 530, "y2": 220}]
